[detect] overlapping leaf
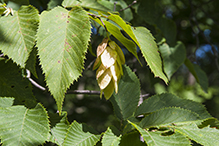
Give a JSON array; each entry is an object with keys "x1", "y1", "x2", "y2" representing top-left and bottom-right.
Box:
[
  {"x1": 139, "y1": 107, "x2": 201, "y2": 128},
  {"x1": 132, "y1": 27, "x2": 168, "y2": 84},
  {"x1": 159, "y1": 42, "x2": 186, "y2": 79},
  {"x1": 0, "y1": 98, "x2": 50, "y2": 146},
  {"x1": 62, "y1": 0, "x2": 110, "y2": 12},
  {"x1": 0, "y1": 5, "x2": 39, "y2": 68},
  {"x1": 175, "y1": 123, "x2": 219, "y2": 146},
  {"x1": 63, "y1": 121, "x2": 100, "y2": 146},
  {"x1": 135, "y1": 93, "x2": 212, "y2": 119},
  {"x1": 110, "y1": 65, "x2": 140, "y2": 120},
  {"x1": 48, "y1": 112, "x2": 70, "y2": 145},
  {"x1": 185, "y1": 58, "x2": 208, "y2": 92},
  {"x1": 102, "y1": 127, "x2": 121, "y2": 146},
  {"x1": 129, "y1": 121, "x2": 191, "y2": 146},
  {"x1": 0, "y1": 60, "x2": 36, "y2": 107},
  {"x1": 37, "y1": 6, "x2": 91, "y2": 112}
]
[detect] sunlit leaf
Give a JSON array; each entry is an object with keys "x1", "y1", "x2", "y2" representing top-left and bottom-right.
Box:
[
  {"x1": 0, "y1": 5, "x2": 39, "y2": 68},
  {"x1": 37, "y1": 6, "x2": 91, "y2": 112},
  {"x1": 176, "y1": 123, "x2": 219, "y2": 146},
  {"x1": 0, "y1": 101, "x2": 50, "y2": 146},
  {"x1": 139, "y1": 107, "x2": 201, "y2": 128},
  {"x1": 129, "y1": 121, "x2": 191, "y2": 146},
  {"x1": 62, "y1": 0, "x2": 110, "y2": 12},
  {"x1": 135, "y1": 93, "x2": 212, "y2": 120},
  {"x1": 49, "y1": 112, "x2": 70, "y2": 145},
  {"x1": 63, "y1": 121, "x2": 100, "y2": 146},
  {"x1": 132, "y1": 27, "x2": 168, "y2": 84},
  {"x1": 102, "y1": 127, "x2": 121, "y2": 146}
]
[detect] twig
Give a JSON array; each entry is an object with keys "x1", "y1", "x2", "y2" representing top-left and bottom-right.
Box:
[
  {"x1": 119, "y1": 0, "x2": 137, "y2": 12},
  {"x1": 88, "y1": 13, "x2": 108, "y2": 33},
  {"x1": 67, "y1": 90, "x2": 102, "y2": 95},
  {"x1": 0, "y1": 54, "x2": 4, "y2": 57},
  {"x1": 114, "y1": 2, "x2": 118, "y2": 11},
  {"x1": 26, "y1": 69, "x2": 46, "y2": 91}
]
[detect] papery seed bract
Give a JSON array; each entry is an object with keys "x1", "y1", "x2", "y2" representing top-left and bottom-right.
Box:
[
  {"x1": 110, "y1": 63, "x2": 120, "y2": 82},
  {"x1": 103, "y1": 80, "x2": 115, "y2": 100},
  {"x1": 97, "y1": 68, "x2": 112, "y2": 90},
  {"x1": 101, "y1": 46, "x2": 117, "y2": 68},
  {"x1": 97, "y1": 37, "x2": 108, "y2": 57},
  {"x1": 96, "y1": 63, "x2": 106, "y2": 79}
]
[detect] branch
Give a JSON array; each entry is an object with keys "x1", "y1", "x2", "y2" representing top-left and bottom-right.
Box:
[
  {"x1": 119, "y1": 0, "x2": 137, "y2": 12},
  {"x1": 67, "y1": 90, "x2": 102, "y2": 95},
  {"x1": 25, "y1": 69, "x2": 46, "y2": 91}
]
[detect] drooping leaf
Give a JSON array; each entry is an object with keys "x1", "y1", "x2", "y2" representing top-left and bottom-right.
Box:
[
  {"x1": 103, "y1": 20, "x2": 140, "y2": 63},
  {"x1": 106, "y1": 13, "x2": 139, "y2": 47},
  {"x1": 159, "y1": 42, "x2": 186, "y2": 79},
  {"x1": 139, "y1": 107, "x2": 201, "y2": 128},
  {"x1": 175, "y1": 123, "x2": 219, "y2": 146},
  {"x1": 119, "y1": 131, "x2": 146, "y2": 146},
  {"x1": 63, "y1": 121, "x2": 100, "y2": 146},
  {"x1": 0, "y1": 97, "x2": 14, "y2": 108},
  {"x1": 62, "y1": 0, "x2": 110, "y2": 12},
  {"x1": 0, "y1": 5, "x2": 39, "y2": 68},
  {"x1": 37, "y1": 6, "x2": 91, "y2": 113},
  {"x1": 89, "y1": 16, "x2": 138, "y2": 63},
  {"x1": 0, "y1": 60, "x2": 37, "y2": 108},
  {"x1": 102, "y1": 127, "x2": 121, "y2": 146},
  {"x1": 132, "y1": 27, "x2": 168, "y2": 84},
  {"x1": 185, "y1": 58, "x2": 208, "y2": 92},
  {"x1": 0, "y1": 102, "x2": 50, "y2": 146},
  {"x1": 49, "y1": 112, "x2": 70, "y2": 146},
  {"x1": 129, "y1": 121, "x2": 191, "y2": 146},
  {"x1": 135, "y1": 93, "x2": 212, "y2": 120},
  {"x1": 110, "y1": 65, "x2": 140, "y2": 120}
]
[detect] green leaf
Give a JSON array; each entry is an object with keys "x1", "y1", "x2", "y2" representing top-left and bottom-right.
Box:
[
  {"x1": 159, "y1": 42, "x2": 186, "y2": 79},
  {"x1": 25, "y1": 47, "x2": 38, "y2": 78},
  {"x1": 175, "y1": 123, "x2": 219, "y2": 146},
  {"x1": 63, "y1": 121, "x2": 100, "y2": 146},
  {"x1": 0, "y1": 60, "x2": 37, "y2": 108},
  {"x1": 132, "y1": 27, "x2": 168, "y2": 84},
  {"x1": 110, "y1": 65, "x2": 140, "y2": 120},
  {"x1": 48, "y1": 0, "x2": 63, "y2": 10},
  {"x1": 62, "y1": 0, "x2": 110, "y2": 12},
  {"x1": 103, "y1": 20, "x2": 139, "y2": 63},
  {"x1": 0, "y1": 97, "x2": 14, "y2": 108},
  {"x1": 89, "y1": 16, "x2": 140, "y2": 64},
  {"x1": 135, "y1": 93, "x2": 212, "y2": 120},
  {"x1": 139, "y1": 107, "x2": 201, "y2": 128},
  {"x1": 102, "y1": 127, "x2": 121, "y2": 146},
  {"x1": 37, "y1": 6, "x2": 91, "y2": 113},
  {"x1": 0, "y1": 5, "x2": 39, "y2": 68},
  {"x1": 119, "y1": 131, "x2": 146, "y2": 146},
  {"x1": 49, "y1": 112, "x2": 70, "y2": 145},
  {"x1": 184, "y1": 58, "x2": 208, "y2": 92},
  {"x1": 106, "y1": 13, "x2": 139, "y2": 47},
  {"x1": 0, "y1": 102, "x2": 50, "y2": 146},
  {"x1": 129, "y1": 121, "x2": 191, "y2": 146}
]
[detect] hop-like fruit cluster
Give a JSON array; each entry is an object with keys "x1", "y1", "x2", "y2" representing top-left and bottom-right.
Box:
[{"x1": 93, "y1": 38, "x2": 125, "y2": 99}]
